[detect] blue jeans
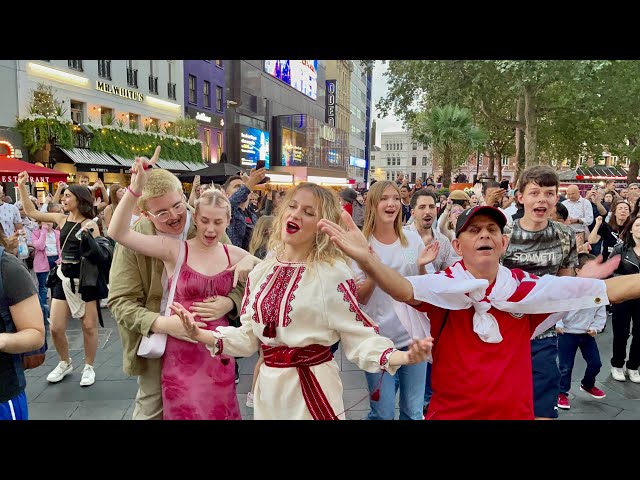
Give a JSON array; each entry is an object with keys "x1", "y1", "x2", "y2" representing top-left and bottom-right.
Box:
[
  {"x1": 35, "y1": 271, "x2": 50, "y2": 326},
  {"x1": 558, "y1": 333, "x2": 602, "y2": 394},
  {"x1": 365, "y1": 347, "x2": 427, "y2": 420},
  {"x1": 531, "y1": 335, "x2": 560, "y2": 418}
]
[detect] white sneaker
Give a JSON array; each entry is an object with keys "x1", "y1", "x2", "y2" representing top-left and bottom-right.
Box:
[
  {"x1": 611, "y1": 367, "x2": 626, "y2": 382},
  {"x1": 47, "y1": 360, "x2": 73, "y2": 383},
  {"x1": 628, "y1": 369, "x2": 640, "y2": 383},
  {"x1": 246, "y1": 391, "x2": 254, "y2": 408},
  {"x1": 80, "y1": 364, "x2": 96, "y2": 387}
]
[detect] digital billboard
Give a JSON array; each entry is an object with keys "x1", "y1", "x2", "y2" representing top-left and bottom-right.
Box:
[
  {"x1": 264, "y1": 60, "x2": 318, "y2": 100},
  {"x1": 240, "y1": 126, "x2": 270, "y2": 169},
  {"x1": 349, "y1": 156, "x2": 367, "y2": 169}
]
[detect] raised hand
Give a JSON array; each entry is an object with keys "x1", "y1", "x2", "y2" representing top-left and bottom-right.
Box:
[
  {"x1": 318, "y1": 210, "x2": 371, "y2": 264},
  {"x1": 578, "y1": 254, "x2": 621, "y2": 279},
  {"x1": 244, "y1": 167, "x2": 267, "y2": 190},
  {"x1": 418, "y1": 241, "x2": 440, "y2": 268},
  {"x1": 169, "y1": 302, "x2": 202, "y2": 341},
  {"x1": 17, "y1": 171, "x2": 29, "y2": 187},
  {"x1": 130, "y1": 146, "x2": 161, "y2": 193}
]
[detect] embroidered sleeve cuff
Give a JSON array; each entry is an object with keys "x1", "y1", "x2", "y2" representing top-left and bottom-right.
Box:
[
  {"x1": 379, "y1": 347, "x2": 396, "y2": 371},
  {"x1": 205, "y1": 330, "x2": 225, "y2": 357}
]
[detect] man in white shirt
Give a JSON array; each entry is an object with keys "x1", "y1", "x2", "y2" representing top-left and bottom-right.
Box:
[
  {"x1": 562, "y1": 184, "x2": 593, "y2": 243},
  {"x1": 0, "y1": 185, "x2": 23, "y2": 237}
]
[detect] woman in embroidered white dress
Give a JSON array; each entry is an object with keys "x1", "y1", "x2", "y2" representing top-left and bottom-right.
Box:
[{"x1": 172, "y1": 182, "x2": 433, "y2": 420}]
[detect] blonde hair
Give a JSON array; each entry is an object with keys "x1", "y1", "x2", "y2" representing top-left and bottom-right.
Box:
[
  {"x1": 362, "y1": 180, "x2": 408, "y2": 247},
  {"x1": 195, "y1": 188, "x2": 231, "y2": 219},
  {"x1": 249, "y1": 215, "x2": 274, "y2": 256},
  {"x1": 268, "y1": 182, "x2": 348, "y2": 266},
  {"x1": 138, "y1": 168, "x2": 183, "y2": 211}
]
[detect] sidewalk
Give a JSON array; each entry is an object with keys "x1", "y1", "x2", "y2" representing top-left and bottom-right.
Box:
[{"x1": 26, "y1": 309, "x2": 640, "y2": 419}]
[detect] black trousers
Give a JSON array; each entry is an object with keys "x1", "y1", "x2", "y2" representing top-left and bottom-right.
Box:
[{"x1": 611, "y1": 299, "x2": 640, "y2": 370}]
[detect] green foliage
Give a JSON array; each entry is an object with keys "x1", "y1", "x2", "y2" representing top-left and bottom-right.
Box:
[
  {"x1": 86, "y1": 126, "x2": 202, "y2": 163},
  {"x1": 16, "y1": 118, "x2": 74, "y2": 154}
]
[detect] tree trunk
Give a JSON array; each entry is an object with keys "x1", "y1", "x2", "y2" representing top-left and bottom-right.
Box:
[
  {"x1": 487, "y1": 149, "x2": 495, "y2": 179},
  {"x1": 443, "y1": 145, "x2": 452, "y2": 188},
  {"x1": 495, "y1": 148, "x2": 503, "y2": 182},
  {"x1": 513, "y1": 95, "x2": 526, "y2": 187},
  {"x1": 524, "y1": 84, "x2": 538, "y2": 167},
  {"x1": 629, "y1": 159, "x2": 640, "y2": 185}
]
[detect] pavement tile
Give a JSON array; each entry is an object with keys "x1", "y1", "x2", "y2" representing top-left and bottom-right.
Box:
[
  {"x1": 29, "y1": 401, "x2": 80, "y2": 420},
  {"x1": 68, "y1": 400, "x2": 134, "y2": 420}
]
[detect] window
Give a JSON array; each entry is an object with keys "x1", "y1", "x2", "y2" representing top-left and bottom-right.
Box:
[
  {"x1": 148, "y1": 75, "x2": 158, "y2": 94},
  {"x1": 370, "y1": 165, "x2": 375, "y2": 171},
  {"x1": 578, "y1": 155, "x2": 586, "y2": 165},
  {"x1": 188, "y1": 75, "x2": 197, "y2": 104},
  {"x1": 412, "y1": 156, "x2": 417, "y2": 166},
  {"x1": 387, "y1": 158, "x2": 391, "y2": 166},
  {"x1": 167, "y1": 82, "x2": 176, "y2": 100},
  {"x1": 97, "y1": 60, "x2": 111, "y2": 80},
  {"x1": 203, "y1": 81, "x2": 211, "y2": 108},
  {"x1": 610, "y1": 155, "x2": 619, "y2": 165},
  {"x1": 411, "y1": 172, "x2": 417, "y2": 183},
  {"x1": 215, "y1": 60, "x2": 223, "y2": 68},
  {"x1": 100, "y1": 107, "x2": 114, "y2": 126},
  {"x1": 422, "y1": 156, "x2": 428, "y2": 166},
  {"x1": 412, "y1": 143, "x2": 417, "y2": 150},
  {"x1": 217, "y1": 131, "x2": 223, "y2": 162},
  {"x1": 203, "y1": 128, "x2": 211, "y2": 162},
  {"x1": 216, "y1": 85, "x2": 223, "y2": 111},
  {"x1": 371, "y1": 155, "x2": 375, "y2": 162},
  {"x1": 386, "y1": 171, "x2": 390, "y2": 180},
  {"x1": 70, "y1": 101, "x2": 84, "y2": 124},
  {"x1": 623, "y1": 156, "x2": 630, "y2": 166},
  {"x1": 127, "y1": 61, "x2": 138, "y2": 88},
  {"x1": 129, "y1": 113, "x2": 139, "y2": 130},
  {"x1": 68, "y1": 60, "x2": 83, "y2": 71},
  {"x1": 148, "y1": 117, "x2": 159, "y2": 131},
  {"x1": 501, "y1": 155, "x2": 509, "y2": 167}
]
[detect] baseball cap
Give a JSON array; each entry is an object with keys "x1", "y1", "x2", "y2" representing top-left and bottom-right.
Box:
[{"x1": 455, "y1": 206, "x2": 507, "y2": 236}]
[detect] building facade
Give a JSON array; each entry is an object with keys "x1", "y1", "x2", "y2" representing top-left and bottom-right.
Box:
[
  {"x1": 15, "y1": 60, "x2": 187, "y2": 186},
  {"x1": 348, "y1": 61, "x2": 369, "y2": 186},
  {"x1": 224, "y1": 60, "x2": 350, "y2": 187},
  {"x1": 0, "y1": 61, "x2": 23, "y2": 162},
  {"x1": 183, "y1": 60, "x2": 225, "y2": 163},
  {"x1": 370, "y1": 130, "x2": 433, "y2": 184}
]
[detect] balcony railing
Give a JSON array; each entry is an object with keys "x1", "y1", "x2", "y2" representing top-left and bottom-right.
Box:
[
  {"x1": 127, "y1": 68, "x2": 138, "y2": 88},
  {"x1": 148, "y1": 76, "x2": 158, "y2": 94},
  {"x1": 167, "y1": 82, "x2": 176, "y2": 100},
  {"x1": 98, "y1": 60, "x2": 111, "y2": 80},
  {"x1": 68, "y1": 60, "x2": 83, "y2": 71}
]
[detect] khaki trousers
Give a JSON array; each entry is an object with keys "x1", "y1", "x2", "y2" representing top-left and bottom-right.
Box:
[{"x1": 132, "y1": 358, "x2": 163, "y2": 420}]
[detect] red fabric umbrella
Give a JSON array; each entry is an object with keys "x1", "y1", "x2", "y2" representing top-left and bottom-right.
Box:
[{"x1": 0, "y1": 156, "x2": 68, "y2": 183}]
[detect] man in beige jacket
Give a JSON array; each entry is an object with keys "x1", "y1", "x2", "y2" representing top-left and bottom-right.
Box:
[{"x1": 108, "y1": 169, "x2": 246, "y2": 420}]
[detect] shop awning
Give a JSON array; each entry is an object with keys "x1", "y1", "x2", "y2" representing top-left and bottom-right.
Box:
[
  {"x1": 181, "y1": 161, "x2": 209, "y2": 171},
  {"x1": 155, "y1": 159, "x2": 191, "y2": 171},
  {"x1": 0, "y1": 156, "x2": 69, "y2": 183},
  {"x1": 108, "y1": 153, "x2": 134, "y2": 168},
  {"x1": 59, "y1": 147, "x2": 122, "y2": 167}
]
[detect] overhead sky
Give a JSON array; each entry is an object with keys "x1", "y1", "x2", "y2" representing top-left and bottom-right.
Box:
[{"x1": 371, "y1": 60, "x2": 404, "y2": 146}]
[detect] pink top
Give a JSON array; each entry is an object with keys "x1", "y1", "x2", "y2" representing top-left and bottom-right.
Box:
[{"x1": 31, "y1": 228, "x2": 61, "y2": 273}]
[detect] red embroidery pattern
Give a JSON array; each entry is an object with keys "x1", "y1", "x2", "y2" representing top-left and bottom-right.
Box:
[
  {"x1": 337, "y1": 281, "x2": 379, "y2": 334},
  {"x1": 215, "y1": 338, "x2": 223, "y2": 356},
  {"x1": 379, "y1": 347, "x2": 395, "y2": 367},
  {"x1": 252, "y1": 265, "x2": 305, "y2": 328},
  {"x1": 240, "y1": 276, "x2": 251, "y2": 316}
]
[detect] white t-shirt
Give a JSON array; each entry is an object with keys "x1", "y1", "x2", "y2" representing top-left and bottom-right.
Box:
[
  {"x1": 0, "y1": 203, "x2": 21, "y2": 236},
  {"x1": 45, "y1": 231, "x2": 58, "y2": 256},
  {"x1": 353, "y1": 230, "x2": 425, "y2": 348}
]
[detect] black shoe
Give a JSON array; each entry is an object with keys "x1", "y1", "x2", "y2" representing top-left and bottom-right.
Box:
[{"x1": 235, "y1": 362, "x2": 240, "y2": 384}]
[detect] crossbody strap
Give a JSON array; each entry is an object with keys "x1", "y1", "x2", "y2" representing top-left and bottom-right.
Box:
[
  {"x1": 60, "y1": 220, "x2": 82, "y2": 253},
  {"x1": 163, "y1": 240, "x2": 186, "y2": 316}
]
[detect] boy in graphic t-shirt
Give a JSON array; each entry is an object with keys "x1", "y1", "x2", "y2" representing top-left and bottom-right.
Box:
[{"x1": 502, "y1": 166, "x2": 578, "y2": 420}]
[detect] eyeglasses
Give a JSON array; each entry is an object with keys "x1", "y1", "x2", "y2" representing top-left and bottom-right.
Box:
[{"x1": 146, "y1": 202, "x2": 186, "y2": 223}]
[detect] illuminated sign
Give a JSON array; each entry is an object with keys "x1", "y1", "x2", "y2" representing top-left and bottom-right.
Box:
[
  {"x1": 349, "y1": 156, "x2": 367, "y2": 169},
  {"x1": 326, "y1": 80, "x2": 336, "y2": 127},
  {"x1": 195, "y1": 112, "x2": 212, "y2": 123},
  {"x1": 264, "y1": 60, "x2": 318, "y2": 100},
  {"x1": 1, "y1": 175, "x2": 52, "y2": 183},
  {"x1": 240, "y1": 126, "x2": 270, "y2": 168},
  {"x1": 96, "y1": 81, "x2": 144, "y2": 102},
  {"x1": 321, "y1": 125, "x2": 336, "y2": 142}
]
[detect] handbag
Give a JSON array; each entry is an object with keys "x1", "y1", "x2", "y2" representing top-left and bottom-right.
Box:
[{"x1": 137, "y1": 240, "x2": 186, "y2": 359}]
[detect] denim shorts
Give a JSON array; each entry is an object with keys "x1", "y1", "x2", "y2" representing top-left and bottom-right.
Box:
[{"x1": 531, "y1": 336, "x2": 560, "y2": 418}]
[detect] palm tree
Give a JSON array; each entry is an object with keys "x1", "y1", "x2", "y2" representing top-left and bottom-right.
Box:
[{"x1": 412, "y1": 104, "x2": 487, "y2": 188}]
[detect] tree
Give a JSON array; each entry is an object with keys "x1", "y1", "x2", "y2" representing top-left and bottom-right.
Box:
[{"x1": 411, "y1": 104, "x2": 487, "y2": 188}]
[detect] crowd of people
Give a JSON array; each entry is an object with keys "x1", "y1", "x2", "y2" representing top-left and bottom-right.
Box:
[{"x1": 3, "y1": 148, "x2": 640, "y2": 420}]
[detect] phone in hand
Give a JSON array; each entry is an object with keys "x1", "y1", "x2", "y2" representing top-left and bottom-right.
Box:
[{"x1": 256, "y1": 160, "x2": 266, "y2": 170}]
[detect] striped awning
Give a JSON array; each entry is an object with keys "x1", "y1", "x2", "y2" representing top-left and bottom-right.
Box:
[
  {"x1": 181, "y1": 161, "x2": 209, "y2": 171},
  {"x1": 59, "y1": 147, "x2": 121, "y2": 166},
  {"x1": 155, "y1": 159, "x2": 191, "y2": 171},
  {"x1": 108, "y1": 153, "x2": 135, "y2": 167}
]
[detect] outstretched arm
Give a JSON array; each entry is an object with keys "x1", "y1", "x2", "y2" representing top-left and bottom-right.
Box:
[
  {"x1": 318, "y1": 211, "x2": 418, "y2": 305},
  {"x1": 107, "y1": 147, "x2": 176, "y2": 264},
  {"x1": 17, "y1": 172, "x2": 66, "y2": 225},
  {"x1": 605, "y1": 274, "x2": 640, "y2": 304}
]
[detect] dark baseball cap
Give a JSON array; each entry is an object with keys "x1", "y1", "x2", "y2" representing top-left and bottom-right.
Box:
[{"x1": 455, "y1": 206, "x2": 507, "y2": 236}]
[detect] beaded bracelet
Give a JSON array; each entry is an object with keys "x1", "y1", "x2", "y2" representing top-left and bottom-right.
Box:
[{"x1": 127, "y1": 186, "x2": 142, "y2": 198}]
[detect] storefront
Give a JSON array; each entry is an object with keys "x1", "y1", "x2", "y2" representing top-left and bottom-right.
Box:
[
  {"x1": 270, "y1": 114, "x2": 349, "y2": 185},
  {"x1": 185, "y1": 106, "x2": 225, "y2": 164},
  {"x1": 558, "y1": 165, "x2": 638, "y2": 194}
]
